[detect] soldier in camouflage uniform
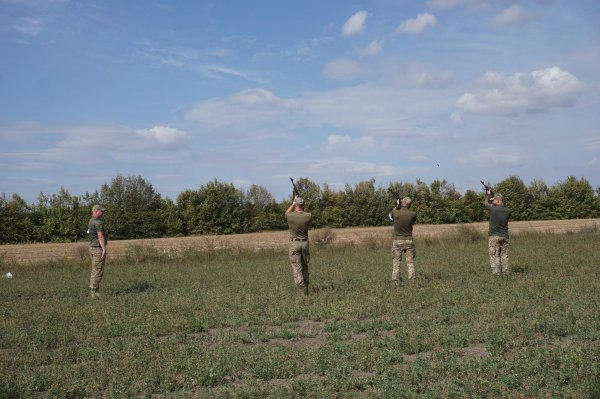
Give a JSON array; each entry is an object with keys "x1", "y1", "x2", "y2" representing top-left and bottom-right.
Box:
[
  {"x1": 87, "y1": 204, "x2": 108, "y2": 298},
  {"x1": 483, "y1": 191, "x2": 510, "y2": 276},
  {"x1": 285, "y1": 196, "x2": 312, "y2": 295},
  {"x1": 389, "y1": 197, "x2": 417, "y2": 284}
]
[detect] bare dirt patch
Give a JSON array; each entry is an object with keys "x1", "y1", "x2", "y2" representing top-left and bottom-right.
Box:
[{"x1": 1, "y1": 219, "x2": 598, "y2": 266}]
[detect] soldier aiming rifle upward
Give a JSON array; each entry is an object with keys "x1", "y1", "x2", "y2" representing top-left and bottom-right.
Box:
[
  {"x1": 285, "y1": 177, "x2": 312, "y2": 295},
  {"x1": 482, "y1": 181, "x2": 511, "y2": 276}
]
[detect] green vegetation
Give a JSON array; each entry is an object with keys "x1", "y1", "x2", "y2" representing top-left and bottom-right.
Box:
[
  {"x1": 2, "y1": 174, "x2": 600, "y2": 244},
  {"x1": 1, "y1": 230, "x2": 598, "y2": 398}
]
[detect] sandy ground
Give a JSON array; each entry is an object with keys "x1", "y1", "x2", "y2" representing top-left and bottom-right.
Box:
[{"x1": 1, "y1": 218, "x2": 598, "y2": 266}]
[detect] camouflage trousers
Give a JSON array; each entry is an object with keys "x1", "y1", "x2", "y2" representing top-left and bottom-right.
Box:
[
  {"x1": 488, "y1": 236, "x2": 509, "y2": 275},
  {"x1": 89, "y1": 247, "x2": 105, "y2": 292},
  {"x1": 288, "y1": 240, "x2": 310, "y2": 289},
  {"x1": 392, "y1": 239, "x2": 416, "y2": 281}
]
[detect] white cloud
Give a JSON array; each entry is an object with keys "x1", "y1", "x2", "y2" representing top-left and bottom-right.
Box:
[
  {"x1": 184, "y1": 89, "x2": 300, "y2": 136},
  {"x1": 454, "y1": 66, "x2": 585, "y2": 118},
  {"x1": 397, "y1": 13, "x2": 437, "y2": 34},
  {"x1": 136, "y1": 126, "x2": 188, "y2": 145},
  {"x1": 415, "y1": 70, "x2": 454, "y2": 88},
  {"x1": 326, "y1": 134, "x2": 375, "y2": 150},
  {"x1": 341, "y1": 10, "x2": 368, "y2": 37},
  {"x1": 184, "y1": 71, "x2": 454, "y2": 144},
  {"x1": 363, "y1": 126, "x2": 435, "y2": 139},
  {"x1": 426, "y1": 0, "x2": 491, "y2": 11},
  {"x1": 307, "y1": 159, "x2": 397, "y2": 177},
  {"x1": 357, "y1": 40, "x2": 383, "y2": 56},
  {"x1": 12, "y1": 16, "x2": 45, "y2": 36},
  {"x1": 409, "y1": 154, "x2": 428, "y2": 161},
  {"x1": 493, "y1": 5, "x2": 526, "y2": 25},
  {"x1": 132, "y1": 43, "x2": 267, "y2": 82},
  {"x1": 323, "y1": 59, "x2": 369, "y2": 81},
  {"x1": 0, "y1": 122, "x2": 190, "y2": 169},
  {"x1": 583, "y1": 137, "x2": 600, "y2": 150},
  {"x1": 327, "y1": 134, "x2": 353, "y2": 146},
  {"x1": 456, "y1": 146, "x2": 531, "y2": 167},
  {"x1": 204, "y1": 65, "x2": 249, "y2": 78},
  {"x1": 230, "y1": 89, "x2": 295, "y2": 107},
  {"x1": 427, "y1": 0, "x2": 469, "y2": 9}
]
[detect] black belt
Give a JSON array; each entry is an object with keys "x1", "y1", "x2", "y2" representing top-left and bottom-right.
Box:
[{"x1": 291, "y1": 238, "x2": 307, "y2": 241}]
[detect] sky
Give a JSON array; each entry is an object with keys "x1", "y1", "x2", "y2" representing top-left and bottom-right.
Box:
[{"x1": 1, "y1": 0, "x2": 599, "y2": 203}]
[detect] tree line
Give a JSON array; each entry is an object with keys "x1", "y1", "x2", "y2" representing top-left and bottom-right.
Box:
[{"x1": 1, "y1": 174, "x2": 599, "y2": 244}]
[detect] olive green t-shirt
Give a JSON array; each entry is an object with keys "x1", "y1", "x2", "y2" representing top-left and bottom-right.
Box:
[
  {"x1": 485, "y1": 204, "x2": 510, "y2": 238},
  {"x1": 87, "y1": 217, "x2": 107, "y2": 247},
  {"x1": 285, "y1": 211, "x2": 312, "y2": 240},
  {"x1": 391, "y1": 208, "x2": 417, "y2": 238}
]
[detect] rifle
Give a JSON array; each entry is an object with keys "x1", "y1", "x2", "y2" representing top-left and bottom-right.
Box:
[
  {"x1": 387, "y1": 188, "x2": 401, "y2": 221},
  {"x1": 480, "y1": 180, "x2": 494, "y2": 199},
  {"x1": 290, "y1": 177, "x2": 300, "y2": 198},
  {"x1": 388, "y1": 188, "x2": 400, "y2": 203}
]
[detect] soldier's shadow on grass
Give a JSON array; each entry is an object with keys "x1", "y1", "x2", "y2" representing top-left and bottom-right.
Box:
[
  {"x1": 113, "y1": 280, "x2": 154, "y2": 296},
  {"x1": 510, "y1": 264, "x2": 529, "y2": 274}
]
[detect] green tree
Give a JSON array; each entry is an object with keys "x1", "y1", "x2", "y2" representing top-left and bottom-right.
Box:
[
  {"x1": 0, "y1": 194, "x2": 35, "y2": 244},
  {"x1": 181, "y1": 180, "x2": 250, "y2": 235},
  {"x1": 528, "y1": 179, "x2": 557, "y2": 220},
  {"x1": 318, "y1": 184, "x2": 345, "y2": 228},
  {"x1": 461, "y1": 189, "x2": 485, "y2": 223},
  {"x1": 35, "y1": 188, "x2": 86, "y2": 242},
  {"x1": 549, "y1": 176, "x2": 596, "y2": 219},
  {"x1": 427, "y1": 179, "x2": 462, "y2": 224},
  {"x1": 411, "y1": 179, "x2": 432, "y2": 224},
  {"x1": 245, "y1": 184, "x2": 281, "y2": 231},
  {"x1": 176, "y1": 189, "x2": 203, "y2": 236},
  {"x1": 495, "y1": 175, "x2": 531, "y2": 220},
  {"x1": 99, "y1": 174, "x2": 165, "y2": 239},
  {"x1": 342, "y1": 179, "x2": 388, "y2": 227},
  {"x1": 161, "y1": 197, "x2": 184, "y2": 237}
]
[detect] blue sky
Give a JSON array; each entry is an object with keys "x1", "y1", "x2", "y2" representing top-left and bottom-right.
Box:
[{"x1": 1, "y1": 0, "x2": 599, "y2": 203}]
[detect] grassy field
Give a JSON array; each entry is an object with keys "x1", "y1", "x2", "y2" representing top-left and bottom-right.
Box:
[{"x1": 1, "y1": 228, "x2": 599, "y2": 398}]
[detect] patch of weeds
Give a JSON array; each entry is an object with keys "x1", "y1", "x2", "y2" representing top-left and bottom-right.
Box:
[
  {"x1": 0, "y1": 251, "x2": 18, "y2": 271},
  {"x1": 312, "y1": 227, "x2": 336, "y2": 247},
  {"x1": 583, "y1": 362, "x2": 600, "y2": 399},
  {"x1": 122, "y1": 244, "x2": 161, "y2": 264},
  {"x1": 454, "y1": 224, "x2": 485, "y2": 243},
  {"x1": 360, "y1": 234, "x2": 391, "y2": 250},
  {"x1": 577, "y1": 223, "x2": 599, "y2": 236},
  {"x1": 72, "y1": 244, "x2": 90, "y2": 268},
  {"x1": 487, "y1": 332, "x2": 510, "y2": 356},
  {"x1": 420, "y1": 235, "x2": 443, "y2": 248}
]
